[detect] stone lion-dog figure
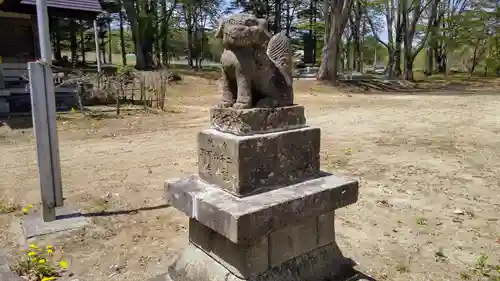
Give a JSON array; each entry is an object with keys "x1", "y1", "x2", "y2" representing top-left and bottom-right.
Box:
[{"x1": 215, "y1": 13, "x2": 294, "y2": 109}]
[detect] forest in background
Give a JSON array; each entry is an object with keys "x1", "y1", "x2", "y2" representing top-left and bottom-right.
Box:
[{"x1": 52, "y1": 0, "x2": 499, "y2": 83}]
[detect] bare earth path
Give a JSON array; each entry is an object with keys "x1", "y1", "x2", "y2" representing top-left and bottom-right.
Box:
[{"x1": 0, "y1": 79, "x2": 499, "y2": 281}]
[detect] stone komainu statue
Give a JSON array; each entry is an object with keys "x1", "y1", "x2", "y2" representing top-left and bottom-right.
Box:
[{"x1": 215, "y1": 13, "x2": 293, "y2": 109}]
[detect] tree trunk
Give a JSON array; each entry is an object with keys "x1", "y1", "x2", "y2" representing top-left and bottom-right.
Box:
[
  {"x1": 70, "y1": 20, "x2": 78, "y2": 65},
  {"x1": 435, "y1": 42, "x2": 446, "y2": 73},
  {"x1": 187, "y1": 27, "x2": 194, "y2": 67},
  {"x1": 80, "y1": 20, "x2": 86, "y2": 64},
  {"x1": 424, "y1": 0, "x2": 440, "y2": 76},
  {"x1": 101, "y1": 34, "x2": 107, "y2": 64},
  {"x1": 108, "y1": 18, "x2": 113, "y2": 64},
  {"x1": 119, "y1": 2, "x2": 127, "y2": 65},
  {"x1": 345, "y1": 25, "x2": 352, "y2": 70},
  {"x1": 352, "y1": 0, "x2": 362, "y2": 72},
  {"x1": 159, "y1": 0, "x2": 167, "y2": 66},
  {"x1": 386, "y1": 47, "x2": 395, "y2": 77},
  {"x1": 122, "y1": 0, "x2": 147, "y2": 69},
  {"x1": 274, "y1": 0, "x2": 282, "y2": 32},
  {"x1": 404, "y1": 53, "x2": 414, "y2": 81},
  {"x1": 425, "y1": 47, "x2": 434, "y2": 76},
  {"x1": 150, "y1": 0, "x2": 160, "y2": 67},
  {"x1": 312, "y1": 0, "x2": 317, "y2": 64},
  {"x1": 53, "y1": 18, "x2": 62, "y2": 61},
  {"x1": 141, "y1": 0, "x2": 154, "y2": 69},
  {"x1": 394, "y1": 10, "x2": 402, "y2": 77},
  {"x1": 317, "y1": 0, "x2": 353, "y2": 83},
  {"x1": 183, "y1": 4, "x2": 195, "y2": 68}
]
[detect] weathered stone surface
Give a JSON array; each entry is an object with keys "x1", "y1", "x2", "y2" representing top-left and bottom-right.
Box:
[
  {"x1": 210, "y1": 105, "x2": 306, "y2": 135},
  {"x1": 317, "y1": 211, "x2": 336, "y2": 248},
  {"x1": 165, "y1": 173, "x2": 358, "y2": 244},
  {"x1": 161, "y1": 242, "x2": 353, "y2": 281},
  {"x1": 268, "y1": 215, "x2": 317, "y2": 267},
  {"x1": 215, "y1": 13, "x2": 293, "y2": 109},
  {"x1": 197, "y1": 127, "x2": 320, "y2": 197},
  {"x1": 189, "y1": 219, "x2": 268, "y2": 278}
]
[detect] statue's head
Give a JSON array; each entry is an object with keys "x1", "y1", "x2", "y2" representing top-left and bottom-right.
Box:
[{"x1": 215, "y1": 13, "x2": 272, "y2": 48}]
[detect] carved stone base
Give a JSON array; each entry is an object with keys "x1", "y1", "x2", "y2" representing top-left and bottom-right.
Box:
[
  {"x1": 197, "y1": 127, "x2": 321, "y2": 197},
  {"x1": 210, "y1": 105, "x2": 306, "y2": 136}
]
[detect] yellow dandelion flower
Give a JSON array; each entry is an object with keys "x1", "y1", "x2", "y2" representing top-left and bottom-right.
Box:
[
  {"x1": 28, "y1": 204, "x2": 33, "y2": 208},
  {"x1": 38, "y1": 259, "x2": 46, "y2": 264},
  {"x1": 22, "y1": 208, "x2": 29, "y2": 214},
  {"x1": 59, "y1": 260, "x2": 69, "y2": 269},
  {"x1": 27, "y1": 251, "x2": 37, "y2": 257},
  {"x1": 29, "y1": 244, "x2": 38, "y2": 249},
  {"x1": 41, "y1": 277, "x2": 55, "y2": 281},
  {"x1": 47, "y1": 249, "x2": 54, "y2": 254},
  {"x1": 46, "y1": 245, "x2": 53, "y2": 249}
]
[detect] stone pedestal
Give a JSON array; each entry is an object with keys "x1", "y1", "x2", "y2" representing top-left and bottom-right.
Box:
[{"x1": 163, "y1": 106, "x2": 359, "y2": 281}]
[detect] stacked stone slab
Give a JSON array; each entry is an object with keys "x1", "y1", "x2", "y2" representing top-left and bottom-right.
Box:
[{"x1": 164, "y1": 105, "x2": 359, "y2": 281}]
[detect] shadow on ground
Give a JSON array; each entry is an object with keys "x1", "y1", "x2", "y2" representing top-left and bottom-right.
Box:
[
  {"x1": 329, "y1": 78, "x2": 499, "y2": 96},
  {"x1": 0, "y1": 116, "x2": 33, "y2": 129},
  {"x1": 57, "y1": 204, "x2": 170, "y2": 219}
]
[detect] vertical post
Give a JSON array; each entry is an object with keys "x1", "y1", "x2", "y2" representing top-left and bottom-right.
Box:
[
  {"x1": 29, "y1": 62, "x2": 63, "y2": 222},
  {"x1": 94, "y1": 19, "x2": 102, "y2": 88},
  {"x1": 94, "y1": 20, "x2": 102, "y2": 73},
  {"x1": 35, "y1": 0, "x2": 52, "y2": 63},
  {"x1": 31, "y1": 0, "x2": 64, "y2": 222}
]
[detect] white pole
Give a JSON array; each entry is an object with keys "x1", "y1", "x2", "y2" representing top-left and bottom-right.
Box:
[
  {"x1": 35, "y1": 0, "x2": 52, "y2": 63},
  {"x1": 31, "y1": 0, "x2": 64, "y2": 222},
  {"x1": 94, "y1": 20, "x2": 102, "y2": 73}
]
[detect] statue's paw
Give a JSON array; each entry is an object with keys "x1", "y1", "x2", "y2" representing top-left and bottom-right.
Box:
[
  {"x1": 255, "y1": 98, "x2": 278, "y2": 108},
  {"x1": 233, "y1": 102, "x2": 252, "y2": 109},
  {"x1": 217, "y1": 101, "x2": 234, "y2": 108}
]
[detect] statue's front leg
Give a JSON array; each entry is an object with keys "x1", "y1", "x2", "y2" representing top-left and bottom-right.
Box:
[
  {"x1": 233, "y1": 68, "x2": 252, "y2": 109},
  {"x1": 218, "y1": 69, "x2": 235, "y2": 108}
]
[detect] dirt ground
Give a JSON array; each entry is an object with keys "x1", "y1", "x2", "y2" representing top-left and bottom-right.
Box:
[{"x1": 0, "y1": 76, "x2": 499, "y2": 281}]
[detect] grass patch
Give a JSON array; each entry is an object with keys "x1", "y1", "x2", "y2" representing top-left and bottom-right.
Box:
[
  {"x1": 0, "y1": 201, "x2": 19, "y2": 214},
  {"x1": 11, "y1": 243, "x2": 69, "y2": 281},
  {"x1": 395, "y1": 263, "x2": 409, "y2": 273},
  {"x1": 460, "y1": 272, "x2": 471, "y2": 280},
  {"x1": 416, "y1": 217, "x2": 427, "y2": 226}
]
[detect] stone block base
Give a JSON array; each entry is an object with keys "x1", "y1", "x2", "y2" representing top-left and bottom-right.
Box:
[
  {"x1": 198, "y1": 127, "x2": 321, "y2": 197},
  {"x1": 165, "y1": 174, "x2": 358, "y2": 244},
  {"x1": 188, "y1": 209, "x2": 336, "y2": 278},
  {"x1": 161, "y1": 242, "x2": 351, "y2": 281},
  {"x1": 210, "y1": 105, "x2": 306, "y2": 136}
]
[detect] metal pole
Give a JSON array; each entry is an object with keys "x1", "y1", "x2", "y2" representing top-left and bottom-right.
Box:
[
  {"x1": 35, "y1": 0, "x2": 52, "y2": 63},
  {"x1": 94, "y1": 20, "x2": 102, "y2": 73}
]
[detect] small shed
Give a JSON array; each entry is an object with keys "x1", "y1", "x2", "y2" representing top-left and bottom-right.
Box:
[
  {"x1": 0, "y1": 0, "x2": 104, "y2": 114},
  {"x1": 0, "y1": 0, "x2": 103, "y2": 63}
]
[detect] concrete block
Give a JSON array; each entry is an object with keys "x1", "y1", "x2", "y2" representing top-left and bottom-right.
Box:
[
  {"x1": 21, "y1": 205, "x2": 89, "y2": 239},
  {"x1": 189, "y1": 219, "x2": 268, "y2": 279},
  {"x1": 210, "y1": 105, "x2": 306, "y2": 136},
  {"x1": 268, "y1": 216, "x2": 317, "y2": 267},
  {"x1": 165, "y1": 173, "x2": 358, "y2": 244},
  {"x1": 0, "y1": 251, "x2": 23, "y2": 281},
  {"x1": 197, "y1": 127, "x2": 320, "y2": 197}
]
